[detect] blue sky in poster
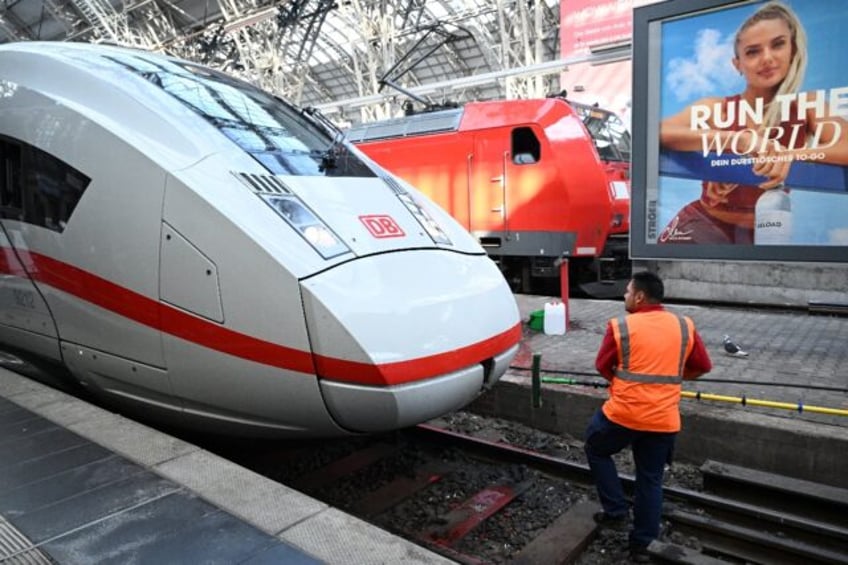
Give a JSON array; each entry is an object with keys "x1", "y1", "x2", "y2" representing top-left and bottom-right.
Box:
[
  {"x1": 655, "y1": 0, "x2": 848, "y2": 245},
  {"x1": 659, "y1": 0, "x2": 847, "y2": 116}
]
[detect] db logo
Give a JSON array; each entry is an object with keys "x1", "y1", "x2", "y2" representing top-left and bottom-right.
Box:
[{"x1": 359, "y1": 214, "x2": 405, "y2": 238}]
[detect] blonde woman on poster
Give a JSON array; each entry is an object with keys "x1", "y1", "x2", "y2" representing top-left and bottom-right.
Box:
[{"x1": 658, "y1": 1, "x2": 848, "y2": 245}]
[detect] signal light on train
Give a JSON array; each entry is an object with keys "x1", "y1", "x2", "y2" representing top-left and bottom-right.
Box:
[
  {"x1": 397, "y1": 191, "x2": 452, "y2": 245},
  {"x1": 381, "y1": 176, "x2": 452, "y2": 246},
  {"x1": 264, "y1": 195, "x2": 350, "y2": 258}
]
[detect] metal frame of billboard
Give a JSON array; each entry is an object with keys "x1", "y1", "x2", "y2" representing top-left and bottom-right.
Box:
[{"x1": 631, "y1": 0, "x2": 848, "y2": 262}]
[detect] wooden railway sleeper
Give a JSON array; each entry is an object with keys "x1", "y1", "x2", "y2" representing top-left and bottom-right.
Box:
[{"x1": 669, "y1": 509, "x2": 848, "y2": 565}]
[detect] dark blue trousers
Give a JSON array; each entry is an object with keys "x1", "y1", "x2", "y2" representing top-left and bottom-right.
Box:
[{"x1": 584, "y1": 409, "x2": 676, "y2": 548}]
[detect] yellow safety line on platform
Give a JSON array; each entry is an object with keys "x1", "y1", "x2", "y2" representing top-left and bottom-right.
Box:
[{"x1": 681, "y1": 391, "x2": 848, "y2": 417}]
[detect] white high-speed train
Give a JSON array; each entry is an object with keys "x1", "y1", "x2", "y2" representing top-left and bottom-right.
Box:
[{"x1": 0, "y1": 42, "x2": 520, "y2": 437}]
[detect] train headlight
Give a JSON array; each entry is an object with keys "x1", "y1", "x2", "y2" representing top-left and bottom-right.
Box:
[
  {"x1": 265, "y1": 195, "x2": 349, "y2": 258},
  {"x1": 611, "y1": 214, "x2": 624, "y2": 228},
  {"x1": 302, "y1": 224, "x2": 340, "y2": 248}
]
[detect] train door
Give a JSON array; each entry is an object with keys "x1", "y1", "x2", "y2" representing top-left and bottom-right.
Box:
[
  {"x1": 0, "y1": 132, "x2": 174, "y2": 407},
  {"x1": 504, "y1": 125, "x2": 544, "y2": 229},
  {"x1": 470, "y1": 131, "x2": 510, "y2": 240},
  {"x1": 0, "y1": 138, "x2": 61, "y2": 362},
  {"x1": 470, "y1": 126, "x2": 544, "y2": 244}
]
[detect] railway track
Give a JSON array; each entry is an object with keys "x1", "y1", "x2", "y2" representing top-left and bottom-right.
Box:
[
  {"x1": 216, "y1": 422, "x2": 848, "y2": 564},
  {"x1": 3, "y1": 350, "x2": 845, "y2": 564}
]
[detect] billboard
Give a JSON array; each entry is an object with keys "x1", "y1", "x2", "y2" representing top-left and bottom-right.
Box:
[{"x1": 631, "y1": 0, "x2": 848, "y2": 262}]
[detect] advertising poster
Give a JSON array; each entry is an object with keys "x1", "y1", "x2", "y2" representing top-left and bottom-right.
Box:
[{"x1": 632, "y1": 0, "x2": 848, "y2": 261}]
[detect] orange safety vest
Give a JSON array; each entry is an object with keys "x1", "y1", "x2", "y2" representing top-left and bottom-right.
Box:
[{"x1": 602, "y1": 310, "x2": 695, "y2": 432}]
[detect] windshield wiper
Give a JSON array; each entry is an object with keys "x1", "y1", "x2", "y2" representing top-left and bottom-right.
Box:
[
  {"x1": 301, "y1": 106, "x2": 347, "y2": 173},
  {"x1": 320, "y1": 132, "x2": 346, "y2": 172}
]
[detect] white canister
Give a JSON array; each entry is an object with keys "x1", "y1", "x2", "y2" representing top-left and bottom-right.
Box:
[
  {"x1": 754, "y1": 188, "x2": 792, "y2": 245},
  {"x1": 543, "y1": 301, "x2": 566, "y2": 335}
]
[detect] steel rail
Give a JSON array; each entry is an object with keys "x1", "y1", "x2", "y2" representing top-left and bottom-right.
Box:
[{"x1": 409, "y1": 424, "x2": 848, "y2": 564}]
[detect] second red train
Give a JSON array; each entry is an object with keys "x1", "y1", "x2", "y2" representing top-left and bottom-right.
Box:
[{"x1": 348, "y1": 96, "x2": 632, "y2": 296}]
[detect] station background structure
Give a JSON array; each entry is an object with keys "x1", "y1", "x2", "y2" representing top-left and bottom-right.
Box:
[
  {"x1": 0, "y1": 0, "x2": 645, "y2": 125},
  {"x1": 1, "y1": 0, "x2": 845, "y2": 306}
]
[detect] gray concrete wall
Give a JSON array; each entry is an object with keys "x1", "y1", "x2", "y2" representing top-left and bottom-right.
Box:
[
  {"x1": 468, "y1": 376, "x2": 848, "y2": 489},
  {"x1": 634, "y1": 260, "x2": 848, "y2": 308}
]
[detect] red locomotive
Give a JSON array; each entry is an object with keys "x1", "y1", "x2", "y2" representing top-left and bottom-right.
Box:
[{"x1": 348, "y1": 96, "x2": 632, "y2": 296}]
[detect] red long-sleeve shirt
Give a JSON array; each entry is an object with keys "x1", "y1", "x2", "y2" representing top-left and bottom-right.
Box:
[{"x1": 595, "y1": 304, "x2": 712, "y2": 381}]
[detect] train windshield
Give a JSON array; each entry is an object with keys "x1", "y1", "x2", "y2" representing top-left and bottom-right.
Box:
[
  {"x1": 570, "y1": 102, "x2": 631, "y2": 163},
  {"x1": 102, "y1": 54, "x2": 375, "y2": 177}
]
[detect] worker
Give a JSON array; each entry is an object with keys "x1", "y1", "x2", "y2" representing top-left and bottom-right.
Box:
[{"x1": 585, "y1": 270, "x2": 712, "y2": 562}]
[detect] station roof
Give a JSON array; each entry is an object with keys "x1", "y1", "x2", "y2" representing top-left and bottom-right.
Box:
[{"x1": 0, "y1": 0, "x2": 626, "y2": 122}]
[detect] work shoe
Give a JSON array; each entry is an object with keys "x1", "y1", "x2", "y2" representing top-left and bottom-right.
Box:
[
  {"x1": 629, "y1": 545, "x2": 651, "y2": 563},
  {"x1": 592, "y1": 511, "x2": 628, "y2": 530}
]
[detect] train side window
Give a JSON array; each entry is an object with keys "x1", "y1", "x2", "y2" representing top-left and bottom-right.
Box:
[
  {"x1": 17, "y1": 143, "x2": 90, "y2": 232},
  {"x1": 511, "y1": 127, "x2": 540, "y2": 165},
  {"x1": 0, "y1": 140, "x2": 23, "y2": 220},
  {"x1": 595, "y1": 140, "x2": 617, "y2": 161}
]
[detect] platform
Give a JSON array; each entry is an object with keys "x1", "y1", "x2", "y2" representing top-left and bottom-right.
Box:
[
  {"x1": 0, "y1": 370, "x2": 453, "y2": 565},
  {"x1": 468, "y1": 295, "x2": 848, "y2": 490}
]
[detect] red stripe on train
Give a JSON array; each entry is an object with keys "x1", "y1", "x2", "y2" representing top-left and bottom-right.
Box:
[
  {"x1": 0, "y1": 248, "x2": 519, "y2": 386},
  {"x1": 314, "y1": 323, "x2": 522, "y2": 386},
  {"x1": 23, "y1": 250, "x2": 316, "y2": 374}
]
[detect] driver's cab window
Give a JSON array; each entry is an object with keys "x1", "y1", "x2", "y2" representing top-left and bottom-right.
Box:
[{"x1": 511, "y1": 127, "x2": 540, "y2": 165}]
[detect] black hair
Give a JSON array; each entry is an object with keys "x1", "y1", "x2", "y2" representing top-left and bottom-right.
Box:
[{"x1": 631, "y1": 271, "x2": 664, "y2": 303}]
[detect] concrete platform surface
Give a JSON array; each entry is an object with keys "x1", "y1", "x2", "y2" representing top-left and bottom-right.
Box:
[
  {"x1": 468, "y1": 295, "x2": 848, "y2": 489},
  {"x1": 0, "y1": 369, "x2": 453, "y2": 565}
]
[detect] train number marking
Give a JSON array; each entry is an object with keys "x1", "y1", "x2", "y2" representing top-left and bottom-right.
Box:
[
  {"x1": 359, "y1": 215, "x2": 405, "y2": 238},
  {"x1": 12, "y1": 289, "x2": 35, "y2": 309}
]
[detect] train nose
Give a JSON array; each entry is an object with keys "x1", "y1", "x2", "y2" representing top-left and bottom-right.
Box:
[{"x1": 300, "y1": 250, "x2": 520, "y2": 433}]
